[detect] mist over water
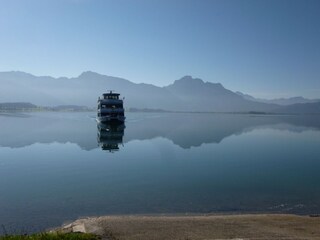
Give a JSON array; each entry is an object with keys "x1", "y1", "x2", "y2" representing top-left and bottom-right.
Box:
[{"x1": 0, "y1": 112, "x2": 320, "y2": 234}]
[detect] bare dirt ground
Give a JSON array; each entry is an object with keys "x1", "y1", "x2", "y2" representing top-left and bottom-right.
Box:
[{"x1": 60, "y1": 214, "x2": 320, "y2": 240}]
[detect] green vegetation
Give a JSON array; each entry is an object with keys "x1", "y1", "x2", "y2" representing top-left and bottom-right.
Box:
[{"x1": 0, "y1": 233, "x2": 99, "y2": 240}]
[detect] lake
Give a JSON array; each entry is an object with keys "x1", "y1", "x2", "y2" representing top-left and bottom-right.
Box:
[{"x1": 0, "y1": 112, "x2": 320, "y2": 234}]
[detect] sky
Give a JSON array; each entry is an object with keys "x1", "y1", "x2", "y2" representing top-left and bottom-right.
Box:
[{"x1": 0, "y1": 0, "x2": 319, "y2": 99}]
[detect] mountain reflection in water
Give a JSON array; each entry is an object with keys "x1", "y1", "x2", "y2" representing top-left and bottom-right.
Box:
[{"x1": 0, "y1": 112, "x2": 319, "y2": 150}]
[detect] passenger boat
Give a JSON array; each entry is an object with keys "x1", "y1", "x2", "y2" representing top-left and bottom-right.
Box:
[{"x1": 97, "y1": 91, "x2": 125, "y2": 123}]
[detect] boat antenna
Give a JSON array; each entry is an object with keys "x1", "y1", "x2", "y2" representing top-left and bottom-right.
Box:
[{"x1": 107, "y1": 89, "x2": 114, "y2": 93}]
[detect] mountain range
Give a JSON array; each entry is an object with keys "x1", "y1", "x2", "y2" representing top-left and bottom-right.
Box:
[
  {"x1": 0, "y1": 71, "x2": 319, "y2": 113},
  {"x1": 236, "y1": 91, "x2": 319, "y2": 106}
]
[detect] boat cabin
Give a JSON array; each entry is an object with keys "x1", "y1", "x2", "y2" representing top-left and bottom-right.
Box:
[{"x1": 102, "y1": 91, "x2": 120, "y2": 100}]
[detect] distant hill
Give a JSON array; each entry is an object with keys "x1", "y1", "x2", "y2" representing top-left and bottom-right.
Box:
[
  {"x1": 0, "y1": 102, "x2": 37, "y2": 110},
  {"x1": 0, "y1": 71, "x2": 280, "y2": 112},
  {"x1": 236, "y1": 91, "x2": 319, "y2": 106},
  {"x1": 273, "y1": 101, "x2": 320, "y2": 114},
  {"x1": 165, "y1": 76, "x2": 277, "y2": 112},
  {"x1": 0, "y1": 102, "x2": 92, "y2": 112},
  {"x1": 267, "y1": 97, "x2": 320, "y2": 106},
  {"x1": 50, "y1": 105, "x2": 93, "y2": 111}
]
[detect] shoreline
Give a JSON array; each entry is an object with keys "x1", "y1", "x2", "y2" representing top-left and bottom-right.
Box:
[{"x1": 55, "y1": 213, "x2": 320, "y2": 240}]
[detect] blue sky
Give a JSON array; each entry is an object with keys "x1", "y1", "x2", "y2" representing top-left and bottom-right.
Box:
[{"x1": 0, "y1": 0, "x2": 319, "y2": 99}]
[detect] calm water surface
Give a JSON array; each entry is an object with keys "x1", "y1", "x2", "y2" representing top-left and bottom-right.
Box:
[{"x1": 0, "y1": 112, "x2": 320, "y2": 234}]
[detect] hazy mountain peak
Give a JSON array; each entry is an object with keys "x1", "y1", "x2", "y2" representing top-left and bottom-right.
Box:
[
  {"x1": 1, "y1": 71, "x2": 35, "y2": 78},
  {"x1": 172, "y1": 76, "x2": 226, "y2": 90},
  {"x1": 78, "y1": 71, "x2": 103, "y2": 78},
  {"x1": 205, "y1": 81, "x2": 225, "y2": 89},
  {"x1": 175, "y1": 75, "x2": 204, "y2": 85}
]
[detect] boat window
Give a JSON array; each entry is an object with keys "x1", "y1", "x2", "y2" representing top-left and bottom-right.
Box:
[
  {"x1": 101, "y1": 104, "x2": 123, "y2": 109},
  {"x1": 105, "y1": 95, "x2": 118, "y2": 100},
  {"x1": 102, "y1": 94, "x2": 120, "y2": 100}
]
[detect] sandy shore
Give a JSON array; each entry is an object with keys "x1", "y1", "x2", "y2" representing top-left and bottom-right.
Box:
[{"x1": 57, "y1": 214, "x2": 320, "y2": 240}]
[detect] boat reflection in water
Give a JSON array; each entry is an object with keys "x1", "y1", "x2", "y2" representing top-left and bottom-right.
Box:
[{"x1": 97, "y1": 122, "x2": 125, "y2": 152}]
